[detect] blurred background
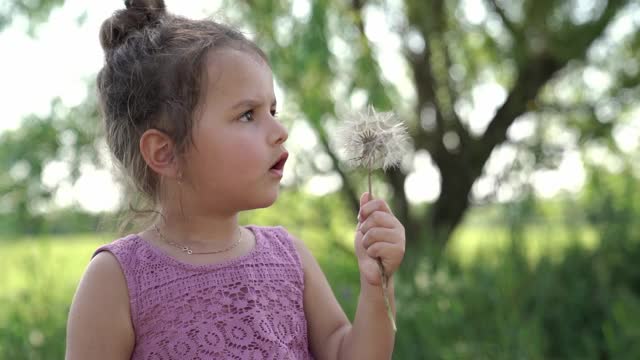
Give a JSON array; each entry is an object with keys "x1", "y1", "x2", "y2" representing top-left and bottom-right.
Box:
[{"x1": 1, "y1": 0, "x2": 639, "y2": 358}]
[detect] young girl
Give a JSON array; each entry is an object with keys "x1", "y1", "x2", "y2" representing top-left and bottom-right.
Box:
[{"x1": 65, "y1": 1, "x2": 405, "y2": 359}]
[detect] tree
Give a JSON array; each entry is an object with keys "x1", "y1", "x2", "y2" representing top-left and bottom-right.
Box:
[
  {"x1": 0, "y1": 96, "x2": 100, "y2": 233},
  {"x1": 0, "y1": 0, "x2": 66, "y2": 33},
  {"x1": 2, "y1": 0, "x2": 638, "y2": 249},
  {"x1": 232, "y1": 0, "x2": 639, "y2": 249}
]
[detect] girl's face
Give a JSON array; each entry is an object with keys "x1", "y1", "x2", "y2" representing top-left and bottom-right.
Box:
[{"x1": 181, "y1": 48, "x2": 288, "y2": 214}]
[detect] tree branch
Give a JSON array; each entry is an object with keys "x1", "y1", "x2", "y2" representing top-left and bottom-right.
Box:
[
  {"x1": 430, "y1": 0, "x2": 474, "y2": 160},
  {"x1": 536, "y1": 102, "x2": 595, "y2": 115},
  {"x1": 351, "y1": 0, "x2": 366, "y2": 34},
  {"x1": 312, "y1": 122, "x2": 361, "y2": 215},
  {"x1": 402, "y1": 0, "x2": 447, "y2": 161},
  {"x1": 405, "y1": 47, "x2": 441, "y2": 152},
  {"x1": 475, "y1": 54, "x2": 563, "y2": 173},
  {"x1": 476, "y1": 0, "x2": 628, "y2": 175},
  {"x1": 485, "y1": 0, "x2": 521, "y2": 42},
  {"x1": 404, "y1": 0, "x2": 472, "y2": 158},
  {"x1": 555, "y1": 0, "x2": 629, "y2": 61}
]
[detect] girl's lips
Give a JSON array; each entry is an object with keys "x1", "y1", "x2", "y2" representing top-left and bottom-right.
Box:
[
  {"x1": 269, "y1": 151, "x2": 288, "y2": 177},
  {"x1": 269, "y1": 168, "x2": 284, "y2": 177}
]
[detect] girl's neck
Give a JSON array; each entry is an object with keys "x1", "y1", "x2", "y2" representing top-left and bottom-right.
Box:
[{"x1": 157, "y1": 211, "x2": 241, "y2": 247}]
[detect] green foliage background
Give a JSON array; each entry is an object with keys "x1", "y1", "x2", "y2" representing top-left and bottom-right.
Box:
[
  {"x1": 3, "y1": 172, "x2": 640, "y2": 359},
  {"x1": 1, "y1": 0, "x2": 640, "y2": 359}
]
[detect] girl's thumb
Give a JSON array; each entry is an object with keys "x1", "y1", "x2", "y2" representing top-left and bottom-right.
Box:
[{"x1": 360, "y1": 192, "x2": 371, "y2": 208}]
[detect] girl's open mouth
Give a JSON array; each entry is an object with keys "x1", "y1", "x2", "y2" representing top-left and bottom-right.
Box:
[{"x1": 269, "y1": 152, "x2": 288, "y2": 177}]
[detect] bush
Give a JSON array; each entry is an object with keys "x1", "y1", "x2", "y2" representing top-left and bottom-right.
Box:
[{"x1": 2, "y1": 175, "x2": 639, "y2": 359}]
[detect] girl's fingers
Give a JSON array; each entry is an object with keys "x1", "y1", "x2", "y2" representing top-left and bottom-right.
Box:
[
  {"x1": 359, "y1": 211, "x2": 401, "y2": 235},
  {"x1": 361, "y1": 227, "x2": 402, "y2": 249},
  {"x1": 358, "y1": 198, "x2": 393, "y2": 222},
  {"x1": 366, "y1": 242, "x2": 403, "y2": 267}
]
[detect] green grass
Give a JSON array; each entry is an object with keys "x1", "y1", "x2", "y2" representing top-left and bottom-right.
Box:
[
  {"x1": 0, "y1": 234, "x2": 107, "y2": 295},
  {"x1": 0, "y1": 234, "x2": 108, "y2": 359},
  {"x1": 0, "y1": 225, "x2": 598, "y2": 359},
  {"x1": 448, "y1": 224, "x2": 599, "y2": 267}
]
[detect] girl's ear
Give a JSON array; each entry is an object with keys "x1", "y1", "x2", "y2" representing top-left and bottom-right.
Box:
[{"x1": 139, "y1": 129, "x2": 179, "y2": 178}]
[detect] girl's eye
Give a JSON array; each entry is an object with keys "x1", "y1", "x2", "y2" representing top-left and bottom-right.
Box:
[
  {"x1": 240, "y1": 110, "x2": 254, "y2": 122},
  {"x1": 271, "y1": 109, "x2": 278, "y2": 117}
]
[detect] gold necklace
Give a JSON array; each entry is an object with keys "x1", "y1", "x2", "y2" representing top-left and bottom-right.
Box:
[{"x1": 153, "y1": 225, "x2": 243, "y2": 255}]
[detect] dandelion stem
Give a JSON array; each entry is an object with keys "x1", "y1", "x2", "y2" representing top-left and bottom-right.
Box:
[{"x1": 368, "y1": 165, "x2": 372, "y2": 197}]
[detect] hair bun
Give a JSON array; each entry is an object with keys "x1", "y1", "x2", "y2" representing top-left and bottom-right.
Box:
[{"x1": 100, "y1": 0, "x2": 167, "y2": 51}]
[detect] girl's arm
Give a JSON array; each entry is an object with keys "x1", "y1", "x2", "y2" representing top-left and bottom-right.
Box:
[
  {"x1": 294, "y1": 241, "x2": 396, "y2": 360},
  {"x1": 295, "y1": 192, "x2": 404, "y2": 360},
  {"x1": 65, "y1": 252, "x2": 135, "y2": 360}
]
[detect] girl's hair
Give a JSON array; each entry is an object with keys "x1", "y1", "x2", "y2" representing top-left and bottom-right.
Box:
[{"x1": 97, "y1": 0, "x2": 267, "y2": 208}]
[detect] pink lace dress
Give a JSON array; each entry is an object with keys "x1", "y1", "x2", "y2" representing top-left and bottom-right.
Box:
[{"x1": 93, "y1": 225, "x2": 314, "y2": 359}]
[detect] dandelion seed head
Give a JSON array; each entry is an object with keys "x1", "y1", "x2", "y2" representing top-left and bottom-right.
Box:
[{"x1": 338, "y1": 106, "x2": 410, "y2": 171}]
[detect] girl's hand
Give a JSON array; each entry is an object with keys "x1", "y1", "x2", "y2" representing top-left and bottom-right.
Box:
[{"x1": 355, "y1": 192, "x2": 406, "y2": 286}]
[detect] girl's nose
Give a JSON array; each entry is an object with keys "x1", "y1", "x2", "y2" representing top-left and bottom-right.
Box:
[{"x1": 271, "y1": 117, "x2": 288, "y2": 145}]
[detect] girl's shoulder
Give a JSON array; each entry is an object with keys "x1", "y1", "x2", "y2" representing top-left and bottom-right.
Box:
[
  {"x1": 251, "y1": 224, "x2": 294, "y2": 243},
  {"x1": 91, "y1": 234, "x2": 154, "y2": 293},
  {"x1": 93, "y1": 234, "x2": 144, "y2": 260},
  {"x1": 252, "y1": 225, "x2": 315, "y2": 275},
  {"x1": 252, "y1": 225, "x2": 302, "y2": 255}
]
